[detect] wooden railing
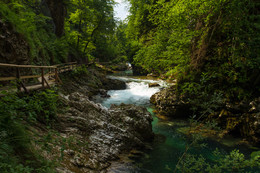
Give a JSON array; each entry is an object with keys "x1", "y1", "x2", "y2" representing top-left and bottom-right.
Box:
[{"x1": 0, "y1": 62, "x2": 77, "y2": 93}]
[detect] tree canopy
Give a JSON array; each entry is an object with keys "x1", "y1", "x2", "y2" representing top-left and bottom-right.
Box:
[{"x1": 125, "y1": 0, "x2": 260, "y2": 100}]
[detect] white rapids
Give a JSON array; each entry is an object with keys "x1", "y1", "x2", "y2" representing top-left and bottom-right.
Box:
[{"x1": 99, "y1": 76, "x2": 167, "y2": 108}]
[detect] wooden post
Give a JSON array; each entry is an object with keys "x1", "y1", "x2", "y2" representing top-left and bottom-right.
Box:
[
  {"x1": 16, "y1": 67, "x2": 21, "y2": 91},
  {"x1": 41, "y1": 68, "x2": 44, "y2": 87},
  {"x1": 55, "y1": 68, "x2": 58, "y2": 83}
]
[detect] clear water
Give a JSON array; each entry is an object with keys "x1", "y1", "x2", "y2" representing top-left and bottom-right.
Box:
[{"x1": 97, "y1": 76, "x2": 259, "y2": 173}]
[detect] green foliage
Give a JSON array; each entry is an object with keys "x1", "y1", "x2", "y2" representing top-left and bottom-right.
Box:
[
  {"x1": 65, "y1": 0, "x2": 116, "y2": 62},
  {"x1": 0, "y1": 90, "x2": 59, "y2": 172},
  {"x1": 179, "y1": 72, "x2": 225, "y2": 116},
  {"x1": 25, "y1": 89, "x2": 59, "y2": 124},
  {"x1": 126, "y1": 0, "x2": 260, "y2": 102},
  {"x1": 72, "y1": 64, "x2": 89, "y2": 76},
  {"x1": 0, "y1": 1, "x2": 69, "y2": 65},
  {"x1": 177, "y1": 149, "x2": 260, "y2": 173}
]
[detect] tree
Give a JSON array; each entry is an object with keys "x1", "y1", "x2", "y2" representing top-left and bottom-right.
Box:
[{"x1": 65, "y1": 0, "x2": 116, "y2": 62}]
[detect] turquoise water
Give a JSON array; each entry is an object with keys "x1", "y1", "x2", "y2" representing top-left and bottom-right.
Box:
[
  {"x1": 99, "y1": 77, "x2": 259, "y2": 173},
  {"x1": 133, "y1": 109, "x2": 258, "y2": 173}
]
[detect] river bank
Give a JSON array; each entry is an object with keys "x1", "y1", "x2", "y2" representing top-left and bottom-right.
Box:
[
  {"x1": 150, "y1": 86, "x2": 260, "y2": 146},
  {"x1": 25, "y1": 64, "x2": 155, "y2": 173},
  {"x1": 92, "y1": 74, "x2": 259, "y2": 172}
]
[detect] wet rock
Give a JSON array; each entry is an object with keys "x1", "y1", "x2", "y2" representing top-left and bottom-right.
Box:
[
  {"x1": 148, "y1": 83, "x2": 160, "y2": 87},
  {"x1": 103, "y1": 78, "x2": 127, "y2": 90},
  {"x1": 150, "y1": 87, "x2": 192, "y2": 118},
  {"x1": 99, "y1": 89, "x2": 110, "y2": 98},
  {"x1": 56, "y1": 93, "x2": 154, "y2": 172},
  {"x1": 60, "y1": 66, "x2": 126, "y2": 97},
  {"x1": 216, "y1": 97, "x2": 260, "y2": 145}
]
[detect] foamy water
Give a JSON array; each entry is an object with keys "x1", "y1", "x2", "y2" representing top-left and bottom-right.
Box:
[{"x1": 101, "y1": 78, "x2": 163, "y2": 108}]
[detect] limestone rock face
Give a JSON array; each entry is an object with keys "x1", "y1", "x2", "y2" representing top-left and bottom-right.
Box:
[
  {"x1": 56, "y1": 92, "x2": 154, "y2": 172},
  {"x1": 0, "y1": 20, "x2": 29, "y2": 65},
  {"x1": 150, "y1": 87, "x2": 191, "y2": 118},
  {"x1": 0, "y1": 20, "x2": 31, "y2": 81}
]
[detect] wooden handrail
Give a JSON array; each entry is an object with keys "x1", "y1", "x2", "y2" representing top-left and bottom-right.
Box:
[
  {"x1": 0, "y1": 63, "x2": 56, "y2": 69},
  {"x1": 53, "y1": 62, "x2": 77, "y2": 67},
  {"x1": 0, "y1": 62, "x2": 78, "y2": 93}
]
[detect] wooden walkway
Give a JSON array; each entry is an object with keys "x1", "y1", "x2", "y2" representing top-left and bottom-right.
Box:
[{"x1": 0, "y1": 62, "x2": 77, "y2": 94}]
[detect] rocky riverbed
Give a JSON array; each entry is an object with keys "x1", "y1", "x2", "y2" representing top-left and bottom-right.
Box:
[{"x1": 30, "y1": 66, "x2": 155, "y2": 173}]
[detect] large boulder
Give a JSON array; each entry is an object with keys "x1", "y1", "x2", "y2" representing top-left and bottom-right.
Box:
[
  {"x1": 103, "y1": 78, "x2": 127, "y2": 90},
  {"x1": 54, "y1": 92, "x2": 154, "y2": 172},
  {"x1": 150, "y1": 87, "x2": 192, "y2": 118}
]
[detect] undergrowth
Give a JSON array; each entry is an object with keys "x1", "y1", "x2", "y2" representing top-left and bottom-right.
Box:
[{"x1": 0, "y1": 89, "x2": 59, "y2": 172}]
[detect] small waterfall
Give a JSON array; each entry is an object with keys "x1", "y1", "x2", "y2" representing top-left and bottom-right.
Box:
[{"x1": 100, "y1": 77, "x2": 164, "y2": 108}]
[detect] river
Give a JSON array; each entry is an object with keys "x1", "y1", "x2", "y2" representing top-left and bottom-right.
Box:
[{"x1": 95, "y1": 76, "x2": 259, "y2": 173}]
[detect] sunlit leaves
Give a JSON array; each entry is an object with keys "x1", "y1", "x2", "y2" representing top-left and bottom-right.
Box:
[{"x1": 65, "y1": 0, "x2": 116, "y2": 59}]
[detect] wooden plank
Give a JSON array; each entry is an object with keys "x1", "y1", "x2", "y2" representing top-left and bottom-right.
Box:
[
  {"x1": 47, "y1": 72, "x2": 56, "y2": 76},
  {"x1": 48, "y1": 79, "x2": 56, "y2": 83},
  {"x1": 0, "y1": 77, "x2": 16, "y2": 81},
  {"x1": 23, "y1": 84, "x2": 43, "y2": 91},
  {"x1": 0, "y1": 63, "x2": 56, "y2": 69}
]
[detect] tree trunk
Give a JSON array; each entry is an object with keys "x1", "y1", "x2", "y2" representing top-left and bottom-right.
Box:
[{"x1": 45, "y1": 0, "x2": 66, "y2": 37}]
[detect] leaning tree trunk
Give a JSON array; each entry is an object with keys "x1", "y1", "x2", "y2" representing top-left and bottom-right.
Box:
[{"x1": 45, "y1": 0, "x2": 66, "y2": 37}]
